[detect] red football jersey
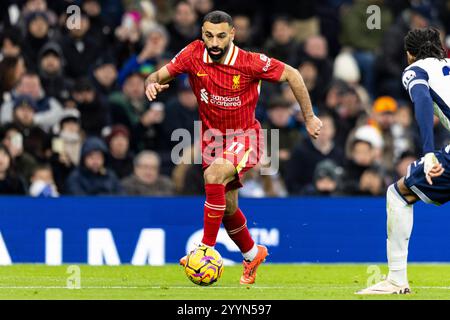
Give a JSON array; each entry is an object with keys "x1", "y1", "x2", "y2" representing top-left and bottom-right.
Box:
[{"x1": 166, "y1": 40, "x2": 285, "y2": 134}]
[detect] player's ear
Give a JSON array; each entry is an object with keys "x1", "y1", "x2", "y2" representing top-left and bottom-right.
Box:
[{"x1": 230, "y1": 26, "x2": 235, "y2": 41}]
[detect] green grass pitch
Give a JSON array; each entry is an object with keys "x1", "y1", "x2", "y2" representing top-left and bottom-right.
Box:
[{"x1": 0, "y1": 264, "x2": 449, "y2": 299}]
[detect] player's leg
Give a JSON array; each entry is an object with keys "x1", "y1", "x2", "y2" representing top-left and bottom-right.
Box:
[
  {"x1": 357, "y1": 177, "x2": 417, "y2": 294},
  {"x1": 222, "y1": 189, "x2": 268, "y2": 284},
  {"x1": 386, "y1": 177, "x2": 418, "y2": 287},
  {"x1": 179, "y1": 158, "x2": 237, "y2": 266},
  {"x1": 201, "y1": 158, "x2": 237, "y2": 247}
]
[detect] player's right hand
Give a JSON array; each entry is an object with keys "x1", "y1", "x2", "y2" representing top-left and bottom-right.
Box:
[
  {"x1": 146, "y1": 82, "x2": 169, "y2": 101},
  {"x1": 305, "y1": 115, "x2": 323, "y2": 140},
  {"x1": 424, "y1": 153, "x2": 444, "y2": 185}
]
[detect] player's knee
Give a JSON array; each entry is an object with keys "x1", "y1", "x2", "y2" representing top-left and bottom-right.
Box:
[{"x1": 204, "y1": 169, "x2": 226, "y2": 184}]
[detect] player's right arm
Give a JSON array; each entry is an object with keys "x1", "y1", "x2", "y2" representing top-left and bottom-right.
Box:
[
  {"x1": 403, "y1": 67, "x2": 444, "y2": 184},
  {"x1": 145, "y1": 42, "x2": 197, "y2": 101}
]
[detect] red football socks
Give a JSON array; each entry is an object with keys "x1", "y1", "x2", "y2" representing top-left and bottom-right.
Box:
[
  {"x1": 201, "y1": 184, "x2": 226, "y2": 247},
  {"x1": 222, "y1": 208, "x2": 255, "y2": 253}
]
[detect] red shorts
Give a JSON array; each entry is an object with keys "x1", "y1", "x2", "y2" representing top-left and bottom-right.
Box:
[{"x1": 201, "y1": 126, "x2": 265, "y2": 192}]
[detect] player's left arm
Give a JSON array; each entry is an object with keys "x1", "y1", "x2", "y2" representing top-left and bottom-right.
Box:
[
  {"x1": 279, "y1": 64, "x2": 322, "y2": 139},
  {"x1": 410, "y1": 84, "x2": 444, "y2": 184}
]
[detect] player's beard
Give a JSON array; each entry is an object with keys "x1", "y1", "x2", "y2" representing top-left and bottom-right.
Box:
[{"x1": 207, "y1": 44, "x2": 229, "y2": 61}]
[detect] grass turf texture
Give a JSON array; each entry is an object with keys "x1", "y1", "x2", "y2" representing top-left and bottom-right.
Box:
[{"x1": 0, "y1": 264, "x2": 449, "y2": 299}]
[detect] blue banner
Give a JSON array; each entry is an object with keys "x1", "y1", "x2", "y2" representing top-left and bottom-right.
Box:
[{"x1": 0, "y1": 197, "x2": 448, "y2": 264}]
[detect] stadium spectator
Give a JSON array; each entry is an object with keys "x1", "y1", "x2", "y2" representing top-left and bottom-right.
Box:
[
  {"x1": 22, "y1": 11, "x2": 52, "y2": 70},
  {"x1": 160, "y1": 78, "x2": 198, "y2": 149},
  {"x1": 106, "y1": 125, "x2": 134, "y2": 179},
  {"x1": 0, "y1": 124, "x2": 37, "y2": 181},
  {"x1": 0, "y1": 27, "x2": 23, "y2": 59},
  {"x1": 10, "y1": 95, "x2": 50, "y2": 163},
  {"x1": 358, "y1": 167, "x2": 386, "y2": 196},
  {"x1": 65, "y1": 137, "x2": 123, "y2": 195},
  {"x1": 375, "y1": 5, "x2": 434, "y2": 98},
  {"x1": 368, "y1": 96, "x2": 411, "y2": 172},
  {"x1": 113, "y1": 11, "x2": 143, "y2": 68},
  {"x1": 1, "y1": 72, "x2": 64, "y2": 131},
  {"x1": 301, "y1": 159, "x2": 342, "y2": 196},
  {"x1": 121, "y1": 150, "x2": 174, "y2": 196},
  {"x1": 342, "y1": 139, "x2": 377, "y2": 195},
  {"x1": 118, "y1": 25, "x2": 169, "y2": 86},
  {"x1": 299, "y1": 35, "x2": 333, "y2": 103},
  {"x1": 263, "y1": 16, "x2": 300, "y2": 66},
  {"x1": 70, "y1": 77, "x2": 110, "y2": 137},
  {"x1": 29, "y1": 164, "x2": 59, "y2": 197},
  {"x1": 285, "y1": 112, "x2": 344, "y2": 194},
  {"x1": 60, "y1": 12, "x2": 101, "y2": 79},
  {"x1": 90, "y1": 55, "x2": 119, "y2": 99},
  {"x1": 330, "y1": 86, "x2": 366, "y2": 148},
  {"x1": 0, "y1": 144, "x2": 27, "y2": 195},
  {"x1": 262, "y1": 96, "x2": 301, "y2": 178},
  {"x1": 81, "y1": 0, "x2": 112, "y2": 50},
  {"x1": 37, "y1": 41, "x2": 72, "y2": 104},
  {"x1": 0, "y1": 55, "x2": 26, "y2": 104},
  {"x1": 339, "y1": 0, "x2": 393, "y2": 98},
  {"x1": 171, "y1": 142, "x2": 205, "y2": 195},
  {"x1": 297, "y1": 60, "x2": 319, "y2": 105},
  {"x1": 49, "y1": 108, "x2": 83, "y2": 193},
  {"x1": 166, "y1": 1, "x2": 200, "y2": 54},
  {"x1": 232, "y1": 14, "x2": 255, "y2": 51},
  {"x1": 109, "y1": 72, "x2": 148, "y2": 130}
]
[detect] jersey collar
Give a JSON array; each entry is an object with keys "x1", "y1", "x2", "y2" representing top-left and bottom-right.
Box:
[{"x1": 203, "y1": 42, "x2": 239, "y2": 66}]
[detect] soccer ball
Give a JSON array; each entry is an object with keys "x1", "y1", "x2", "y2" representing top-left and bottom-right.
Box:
[{"x1": 184, "y1": 246, "x2": 224, "y2": 286}]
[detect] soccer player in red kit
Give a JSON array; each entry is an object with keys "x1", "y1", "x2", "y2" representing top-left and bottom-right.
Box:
[{"x1": 145, "y1": 11, "x2": 322, "y2": 284}]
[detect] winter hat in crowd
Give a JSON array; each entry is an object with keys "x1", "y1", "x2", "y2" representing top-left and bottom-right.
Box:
[
  {"x1": 313, "y1": 159, "x2": 340, "y2": 182},
  {"x1": 13, "y1": 95, "x2": 37, "y2": 111},
  {"x1": 372, "y1": 96, "x2": 398, "y2": 114},
  {"x1": 39, "y1": 41, "x2": 64, "y2": 60},
  {"x1": 25, "y1": 11, "x2": 49, "y2": 29},
  {"x1": 105, "y1": 124, "x2": 130, "y2": 145},
  {"x1": 333, "y1": 51, "x2": 360, "y2": 84}
]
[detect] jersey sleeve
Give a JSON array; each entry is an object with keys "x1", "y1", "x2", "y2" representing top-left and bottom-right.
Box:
[
  {"x1": 166, "y1": 42, "x2": 197, "y2": 77},
  {"x1": 401, "y1": 65, "x2": 429, "y2": 98},
  {"x1": 249, "y1": 53, "x2": 285, "y2": 82},
  {"x1": 402, "y1": 65, "x2": 434, "y2": 154}
]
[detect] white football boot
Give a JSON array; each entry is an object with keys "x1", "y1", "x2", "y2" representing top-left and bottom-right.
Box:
[{"x1": 356, "y1": 280, "x2": 411, "y2": 295}]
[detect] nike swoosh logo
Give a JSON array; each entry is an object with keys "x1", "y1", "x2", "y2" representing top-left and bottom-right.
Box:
[
  {"x1": 197, "y1": 72, "x2": 208, "y2": 77},
  {"x1": 207, "y1": 214, "x2": 222, "y2": 219}
]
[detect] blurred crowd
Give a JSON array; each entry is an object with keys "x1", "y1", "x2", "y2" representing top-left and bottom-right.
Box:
[{"x1": 0, "y1": 0, "x2": 449, "y2": 197}]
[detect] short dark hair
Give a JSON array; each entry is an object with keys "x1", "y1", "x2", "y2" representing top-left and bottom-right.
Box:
[
  {"x1": 404, "y1": 27, "x2": 446, "y2": 60},
  {"x1": 203, "y1": 10, "x2": 233, "y2": 27}
]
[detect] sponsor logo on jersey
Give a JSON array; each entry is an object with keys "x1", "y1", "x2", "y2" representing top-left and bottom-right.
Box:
[
  {"x1": 200, "y1": 88, "x2": 209, "y2": 104},
  {"x1": 199, "y1": 88, "x2": 241, "y2": 107},
  {"x1": 262, "y1": 57, "x2": 272, "y2": 72},
  {"x1": 232, "y1": 75, "x2": 240, "y2": 90}
]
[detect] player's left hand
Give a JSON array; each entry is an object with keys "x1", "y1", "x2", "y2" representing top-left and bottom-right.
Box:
[{"x1": 305, "y1": 115, "x2": 323, "y2": 139}]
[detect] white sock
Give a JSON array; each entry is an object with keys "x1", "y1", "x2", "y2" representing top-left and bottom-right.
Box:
[
  {"x1": 243, "y1": 244, "x2": 258, "y2": 261},
  {"x1": 386, "y1": 184, "x2": 413, "y2": 286}
]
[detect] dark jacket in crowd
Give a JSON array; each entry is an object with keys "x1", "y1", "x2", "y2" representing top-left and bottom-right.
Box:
[
  {"x1": 107, "y1": 152, "x2": 134, "y2": 180},
  {"x1": 285, "y1": 139, "x2": 344, "y2": 194},
  {"x1": 65, "y1": 137, "x2": 123, "y2": 195},
  {"x1": 60, "y1": 34, "x2": 101, "y2": 79}
]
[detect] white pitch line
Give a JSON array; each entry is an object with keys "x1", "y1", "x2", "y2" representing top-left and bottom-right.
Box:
[{"x1": 0, "y1": 286, "x2": 448, "y2": 290}]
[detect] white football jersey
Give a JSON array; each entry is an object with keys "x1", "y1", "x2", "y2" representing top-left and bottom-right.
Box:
[{"x1": 402, "y1": 57, "x2": 450, "y2": 132}]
